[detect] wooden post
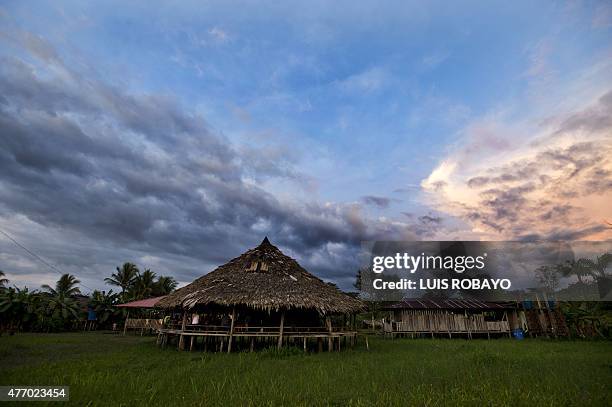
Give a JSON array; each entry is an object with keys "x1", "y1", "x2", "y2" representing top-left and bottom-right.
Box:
[
  {"x1": 178, "y1": 312, "x2": 187, "y2": 351},
  {"x1": 277, "y1": 311, "x2": 285, "y2": 349},
  {"x1": 123, "y1": 310, "x2": 130, "y2": 336},
  {"x1": 303, "y1": 337, "x2": 307, "y2": 352},
  {"x1": 227, "y1": 307, "x2": 236, "y2": 353},
  {"x1": 326, "y1": 316, "x2": 333, "y2": 352}
]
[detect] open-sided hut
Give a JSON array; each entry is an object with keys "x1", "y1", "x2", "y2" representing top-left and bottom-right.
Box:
[
  {"x1": 116, "y1": 296, "x2": 167, "y2": 335},
  {"x1": 156, "y1": 237, "x2": 364, "y2": 352}
]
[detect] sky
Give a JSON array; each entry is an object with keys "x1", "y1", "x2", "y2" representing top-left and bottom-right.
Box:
[{"x1": 0, "y1": 0, "x2": 611, "y2": 293}]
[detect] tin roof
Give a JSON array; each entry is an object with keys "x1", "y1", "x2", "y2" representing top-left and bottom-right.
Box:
[{"x1": 388, "y1": 299, "x2": 515, "y2": 310}]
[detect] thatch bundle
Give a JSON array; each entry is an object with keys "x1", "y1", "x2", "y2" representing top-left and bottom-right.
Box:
[{"x1": 157, "y1": 237, "x2": 364, "y2": 314}]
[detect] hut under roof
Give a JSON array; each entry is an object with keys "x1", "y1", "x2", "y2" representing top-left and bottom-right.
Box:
[
  {"x1": 156, "y1": 237, "x2": 364, "y2": 352},
  {"x1": 157, "y1": 237, "x2": 363, "y2": 314}
]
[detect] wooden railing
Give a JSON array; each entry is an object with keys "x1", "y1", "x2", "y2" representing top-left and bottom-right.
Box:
[
  {"x1": 125, "y1": 318, "x2": 163, "y2": 330},
  {"x1": 385, "y1": 314, "x2": 510, "y2": 334},
  {"x1": 160, "y1": 324, "x2": 357, "y2": 337}
]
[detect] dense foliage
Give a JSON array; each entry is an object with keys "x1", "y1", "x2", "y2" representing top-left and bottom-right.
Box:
[{"x1": 0, "y1": 263, "x2": 178, "y2": 334}]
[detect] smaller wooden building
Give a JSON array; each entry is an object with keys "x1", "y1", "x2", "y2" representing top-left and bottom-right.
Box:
[{"x1": 384, "y1": 299, "x2": 514, "y2": 338}]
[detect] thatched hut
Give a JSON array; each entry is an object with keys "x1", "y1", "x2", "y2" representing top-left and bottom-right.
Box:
[{"x1": 156, "y1": 237, "x2": 364, "y2": 352}]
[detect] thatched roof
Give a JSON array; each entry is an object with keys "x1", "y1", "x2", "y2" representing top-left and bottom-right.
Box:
[{"x1": 157, "y1": 237, "x2": 364, "y2": 314}]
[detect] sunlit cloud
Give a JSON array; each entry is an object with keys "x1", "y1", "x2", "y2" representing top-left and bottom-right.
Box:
[{"x1": 423, "y1": 89, "x2": 612, "y2": 241}]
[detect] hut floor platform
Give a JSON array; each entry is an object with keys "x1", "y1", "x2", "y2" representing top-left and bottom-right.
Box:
[{"x1": 156, "y1": 325, "x2": 362, "y2": 352}]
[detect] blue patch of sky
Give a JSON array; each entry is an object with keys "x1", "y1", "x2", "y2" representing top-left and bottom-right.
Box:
[{"x1": 3, "y1": 0, "x2": 610, "y2": 216}]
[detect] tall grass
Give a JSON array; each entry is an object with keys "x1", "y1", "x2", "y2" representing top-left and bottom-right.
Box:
[{"x1": 0, "y1": 333, "x2": 610, "y2": 406}]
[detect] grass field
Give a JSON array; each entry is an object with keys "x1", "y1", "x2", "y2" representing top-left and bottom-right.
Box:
[{"x1": 0, "y1": 333, "x2": 611, "y2": 406}]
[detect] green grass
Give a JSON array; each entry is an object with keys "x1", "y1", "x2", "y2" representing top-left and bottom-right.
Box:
[{"x1": 0, "y1": 333, "x2": 611, "y2": 406}]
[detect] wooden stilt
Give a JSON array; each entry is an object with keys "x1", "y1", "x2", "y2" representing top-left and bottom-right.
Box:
[
  {"x1": 227, "y1": 307, "x2": 236, "y2": 353},
  {"x1": 277, "y1": 311, "x2": 285, "y2": 349},
  {"x1": 178, "y1": 312, "x2": 187, "y2": 350},
  {"x1": 326, "y1": 316, "x2": 333, "y2": 352},
  {"x1": 123, "y1": 310, "x2": 130, "y2": 336}
]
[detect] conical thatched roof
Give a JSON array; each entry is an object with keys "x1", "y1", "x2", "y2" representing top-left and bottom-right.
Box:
[{"x1": 157, "y1": 237, "x2": 364, "y2": 314}]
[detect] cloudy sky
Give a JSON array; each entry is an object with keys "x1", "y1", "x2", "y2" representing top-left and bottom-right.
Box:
[{"x1": 0, "y1": 1, "x2": 610, "y2": 292}]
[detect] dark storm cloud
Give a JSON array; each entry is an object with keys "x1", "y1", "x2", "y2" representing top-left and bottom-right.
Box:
[
  {"x1": 553, "y1": 90, "x2": 612, "y2": 135},
  {"x1": 361, "y1": 195, "x2": 392, "y2": 208},
  {"x1": 418, "y1": 215, "x2": 442, "y2": 225},
  {"x1": 0, "y1": 31, "x2": 424, "y2": 289},
  {"x1": 517, "y1": 225, "x2": 609, "y2": 242}
]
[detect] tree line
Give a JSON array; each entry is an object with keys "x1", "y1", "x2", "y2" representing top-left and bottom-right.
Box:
[{"x1": 0, "y1": 263, "x2": 178, "y2": 334}]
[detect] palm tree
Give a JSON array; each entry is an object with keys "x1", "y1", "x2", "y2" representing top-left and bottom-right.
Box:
[
  {"x1": 578, "y1": 253, "x2": 612, "y2": 299},
  {"x1": 88, "y1": 290, "x2": 120, "y2": 326},
  {"x1": 557, "y1": 260, "x2": 591, "y2": 284},
  {"x1": 0, "y1": 287, "x2": 39, "y2": 332},
  {"x1": 578, "y1": 253, "x2": 611, "y2": 280},
  {"x1": 39, "y1": 274, "x2": 82, "y2": 331},
  {"x1": 0, "y1": 271, "x2": 8, "y2": 288},
  {"x1": 105, "y1": 263, "x2": 139, "y2": 298},
  {"x1": 42, "y1": 274, "x2": 81, "y2": 297},
  {"x1": 132, "y1": 269, "x2": 157, "y2": 299},
  {"x1": 44, "y1": 293, "x2": 80, "y2": 323},
  {"x1": 154, "y1": 276, "x2": 178, "y2": 296}
]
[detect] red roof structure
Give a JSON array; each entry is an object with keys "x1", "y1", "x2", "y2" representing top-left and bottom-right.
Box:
[{"x1": 116, "y1": 296, "x2": 166, "y2": 308}]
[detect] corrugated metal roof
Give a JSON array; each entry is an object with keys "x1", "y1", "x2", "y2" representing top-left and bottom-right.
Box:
[
  {"x1": 116, "y1": 295, "x2": 166, "y2": 308},
  {"x1": 388, "y1": 299, "x2": 515, "y2": 310}
]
